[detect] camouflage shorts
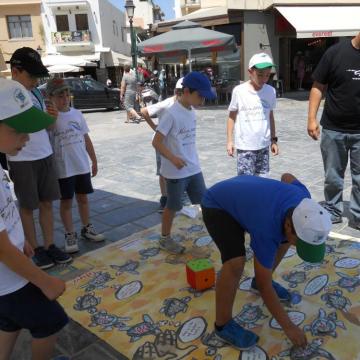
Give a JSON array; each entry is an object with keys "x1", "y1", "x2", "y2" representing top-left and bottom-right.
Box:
[{"x1": 236, "y1": 147, "x2": 269, "y2": 176}]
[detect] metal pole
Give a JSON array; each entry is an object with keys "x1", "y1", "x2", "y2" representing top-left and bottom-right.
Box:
[{"x1": 188, "y1": 49, "x2": 192, "y2": 72}]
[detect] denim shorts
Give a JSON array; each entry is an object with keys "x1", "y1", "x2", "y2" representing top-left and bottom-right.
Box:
[
  {"x1": 165, "y1": 172, "x2": 206, "y2": 211},
  {"x1": 58, "y1": 173, "x2": 94, "y2": 200},
  {"x1": 155, "y1": 150, "x2": 161, "y2": 176},
  {"x1": 0, "y1": 282, "x2": 68, "y2": 338}
]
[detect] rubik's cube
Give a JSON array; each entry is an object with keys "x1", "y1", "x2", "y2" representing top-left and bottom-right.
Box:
[{"x1": 186, "y1": 258, "x2": 215, "y2": 291}]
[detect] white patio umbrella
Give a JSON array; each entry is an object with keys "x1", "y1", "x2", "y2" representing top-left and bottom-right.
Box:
[{"x1": 47, "y1": 64, "x2": 83, "y2": 74}]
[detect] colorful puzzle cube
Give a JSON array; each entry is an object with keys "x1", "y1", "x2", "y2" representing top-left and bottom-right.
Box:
[{"x1": 186, "y1": 258, "x2": 215, "y2": 291}]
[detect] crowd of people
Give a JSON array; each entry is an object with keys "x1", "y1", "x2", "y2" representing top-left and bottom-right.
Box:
[{"x1": 0, "y1": 30, "x2": 359, "y2": 358}]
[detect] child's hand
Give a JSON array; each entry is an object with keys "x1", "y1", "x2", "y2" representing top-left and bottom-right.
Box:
[
  {"x1": 92, "y1": 162, "x2": 98, "y2": 177},
  {"x1": 23, "y1": 241, "x2": 34, "y2": 258},
  {"x1": 271, "y1": 142, "x2": 279, "y2": 155},
  {"x1": 45, "y1": 99, "x2": 58, "y2": 118},
  {"x1": 226, "y1": 142, "x2": 235, "y2": 157},
  {"x1": 41, "y1": 276, "x2": 66, "y2": 301},
  {"x1": 285, "y1": 324, "x2": 307, "y2": 348},
  {"x1": 171, "y1": 156, "x2": 187, "y2": 169}
]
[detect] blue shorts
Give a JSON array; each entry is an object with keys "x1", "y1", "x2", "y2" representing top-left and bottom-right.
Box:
[
  {"x1": 58, "y1": 173, "x2": 93, "y2": 200},
  {"x1": 155, "y1": 150, "x2": 161, "y2": 176},
  {"x1": 165, "y1": 172, "x2": 206, "y2": 211},
  {"x1": 0, "y1": 282, "x2": 68, "y2": 338}
]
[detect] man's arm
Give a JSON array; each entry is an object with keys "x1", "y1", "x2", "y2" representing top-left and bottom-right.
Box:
[
  {"x1": 0, "y1": 230, "x2": 65, "y2": 300},
  {"x1": 307, "y1": 81, "x2": 326, "y2": 140},
  {"x1": 120, "y1": 81, "x2": 126, "y2": 99},
  {"x1": 254, "y1": 258, "x2": 307, "y2": 347},
  {"x1": 152, "y1": 131, "x2": 186, "y2": 169},
  {"x1": 140, "y1": 107, "x2": 157, "y2": 131},
  {"x1": 226, "y1": 111, "x2": 237, "y2": 157},
  {"x1": 84, "y1": 134, "x2": 97, "y2": 177}
]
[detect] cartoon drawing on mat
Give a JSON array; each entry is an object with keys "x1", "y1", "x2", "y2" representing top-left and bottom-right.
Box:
[
  {"x1": 160, "y1": 296, "x2": 191, "y2": 319},
  {"x1": 73, "y1": 292, "x2": 101, "y2": 313},
  {"x1": 79, "y1": 271, "x2": 114, "y2": 292},
  {"x1": 303, "y1": 274, "x2": 329, "y2": 296},
  {"x1": 329, "y1": 272, "x2": 360, "y2": 292},
  {"x1": 111, "y1": 260, "x2": 140, "y2": 275},
  {"x1": 234, "y1": 304, "x2": 268, "y2": 329},
  {"x1": 240, "y1": 345, "x2": 269, "y2": 359},
  {"x1": 282, "y1": 270, "x2": 307, "y2": 288},
  {"x1": 333, "y1": 257, "x2": 360, "y2": 269},
  {"x1": 114, "y1": 280, "x2": 143, "y2": 300},
  {"x1": 269, "y1": 311, "x2": 305, "y2": 330},
  {"x1": 303, "y1": 308, "x2": 346, "y2": 337},
  {"x1": 321, "y1": 289, "x2": 352, "y2": 311},
  {"x1": 337, "y1": 239, "x2": 360, "y2": 251},
  {"x1": 139, "y1": 247, "x2": 160, "y2": 260},
  {"x1": 126, "y1": 314, "x2": 161, "y2": 342},
  {"x1": 89, "y1": 310, "x2": 131, "y2": 331}
]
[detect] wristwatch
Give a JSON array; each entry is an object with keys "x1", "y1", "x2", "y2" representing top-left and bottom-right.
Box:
[{"x1": 271, "y1": 136, "x2": 278, "y2": 143}]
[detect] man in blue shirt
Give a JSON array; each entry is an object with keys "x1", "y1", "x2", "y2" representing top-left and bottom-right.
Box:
[{"x1": 201, "y1": 173, "x2": 332, "y2": 350}]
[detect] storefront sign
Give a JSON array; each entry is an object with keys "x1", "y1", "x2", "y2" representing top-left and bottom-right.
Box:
[{"x1": 312, "y1": 31, "x2": 332, "y2": 38}]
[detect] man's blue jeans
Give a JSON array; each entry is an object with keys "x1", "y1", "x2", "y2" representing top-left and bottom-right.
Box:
[{"x1": 320, "y1": 128, "x2": 360, "y2": 222}]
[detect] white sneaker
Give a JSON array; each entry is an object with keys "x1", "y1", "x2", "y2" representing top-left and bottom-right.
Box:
[
  {"x1": 81, "y1": 223, "x2": 105, "y2": 242},
  {"x1": 64, "y1": 232, "x2": 79, "y2": 253},
  {"x1": 159, "y1": 235, "x2": 185, "y2": 254}
]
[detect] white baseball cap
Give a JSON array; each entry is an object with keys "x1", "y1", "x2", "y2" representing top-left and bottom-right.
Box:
[
  {"x1": 292, "y1": 198, "x2": 332, "y2": 263},
  {"x1": 175, "y1": 77, "x2": 184, "y2": 89},
  {"x1": 0, "y1": 78, "x2": 55, "y2": 133},
  {"x1": 248, "y1": 53, "x2": 275, "y2": 69}
]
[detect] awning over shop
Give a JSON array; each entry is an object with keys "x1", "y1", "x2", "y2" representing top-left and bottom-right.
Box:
[
  {"x1": 42, "y1": 53, "x2": 99, "y2": 67},
  {"x1": 276, "y1": 6, "x2": 360, "y2": 38}
]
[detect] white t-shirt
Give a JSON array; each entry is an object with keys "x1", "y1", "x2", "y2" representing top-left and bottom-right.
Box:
[
  {"x1": 8, "y1": 90, "x2": 53, "y2": 162},
  {"x1": 51, "y1": 107, "x2": 90, "y2": 179},
  {"x1": 156, "y1": 101, "x2": 201, "y2": 179},
  {"x1": 228, "y1": 82, "x2": 276, "y2": 151},
  {"x1": 0, "y1": 167, "x2": 28, "y2": 296}
]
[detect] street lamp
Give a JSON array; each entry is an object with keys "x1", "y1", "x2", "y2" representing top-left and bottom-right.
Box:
[{"x1": 125, "y1": 0, "x2": 137, "y2": 71}]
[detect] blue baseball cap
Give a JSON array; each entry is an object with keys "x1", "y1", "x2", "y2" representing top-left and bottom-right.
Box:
[{"x1": 182, "y1": 71, "x2": 216, "y2": 100}]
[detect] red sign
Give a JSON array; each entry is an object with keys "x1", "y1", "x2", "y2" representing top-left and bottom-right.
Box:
[
  {"x1": 201, "y1": 39, "x2": 222, "y2": 46},
  {"x1": 143, "y1": 45, "x2": 165, "y2": 53},
  {"x1": 312, "y1": 31, "x2": 333, "y2": 38}
]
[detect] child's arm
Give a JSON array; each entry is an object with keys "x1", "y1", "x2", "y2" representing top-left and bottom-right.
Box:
[
  {"x1": 84, "y1": 134, "x2": 98, "y2": 177},
  {"x1": 270, "y1": 110, "x2": 279, "y2": 155},
  {"x1": 254, "y1": 258, "x2": 307, "y2": 348},
  {"x1": 0, "y1": 230, "x2": 65, "y2": 300},
  {"x1": 152, "y1": 131, "x2": 186, "y2": 169},
  {"x1": 140, "y1": 107, "x2": 157, "y2": 131},
  {"x1": 226, "y1": 111, "x2": 237, "y2": 157}
]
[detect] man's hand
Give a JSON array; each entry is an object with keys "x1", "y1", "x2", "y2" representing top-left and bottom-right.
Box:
[
  {"x1": 40, "y1": 276, "x2": 66, "y2": 301},
  {"x1": 271, "y1": 142, "x2": 279, "y2": 155},
  {"x1": 227, "y1": 142, "x2": 235, "y2": 157},
  {"x1": 171, "y1": 156, "x2": 187, "y2": 169},
  {"x1": 285, "y1": 324, "x2": 308, "y2": 348},
  {"x1": 307, "y1": 118, "x2": 320, "y2": 140},
  {"x1": 23, "y1": 241, "x2": 34, "y2": 258},
  {"x1": 92, "y1": 161, "x2": 98, "y2": 177}
]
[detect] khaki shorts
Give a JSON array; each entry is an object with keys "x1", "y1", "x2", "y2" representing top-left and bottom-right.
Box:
[{"x1": 8, "y1": 155, "x2": 60, "y2": 210}]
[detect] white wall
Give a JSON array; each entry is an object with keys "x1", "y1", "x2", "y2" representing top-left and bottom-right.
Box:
[
  {"x1": 174, "y1": 0, "x2": 182, "y2": 19},
  {"x1": 133, "y1": 0, "x2": 154, "y2": 29}
]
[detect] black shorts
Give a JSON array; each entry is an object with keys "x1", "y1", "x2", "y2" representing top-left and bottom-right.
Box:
[
  {"x1": 202, "y1": 206, "x2": 246, "y2": 263},
  {"x1": 58, "y1": 173, "x2": 93, "y2": 200},
  {"x1": 0, "y1": 283, "x2": 68, "y2": 338}
]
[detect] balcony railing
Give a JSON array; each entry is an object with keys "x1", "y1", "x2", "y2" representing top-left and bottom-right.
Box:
[{"x1": 51, "y1": 30, "x2": 92, "y2": 44}]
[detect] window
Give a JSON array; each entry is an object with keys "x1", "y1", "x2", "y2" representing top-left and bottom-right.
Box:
[
  {"x1": 75, "y1": 14, "x2": 89, "y2": 31},
  {"x1": 83, "y1": 79, "x2": 105, "y2": 91},
  {"x1": 55, "y1": 15, "x2": 69, "y2": 31},
  {"x1": 7, "y1": 15, "x2": 32, "y2": 38}
]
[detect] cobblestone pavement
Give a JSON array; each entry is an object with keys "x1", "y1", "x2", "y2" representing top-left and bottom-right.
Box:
[{"x1": 12, "y1": 92, "x2": 358, "y2": 359}]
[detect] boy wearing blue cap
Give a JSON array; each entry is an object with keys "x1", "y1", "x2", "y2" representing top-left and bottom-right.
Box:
[
  {"x1": 152, "y1": 71, "x2": 216, "y2": 254},
  {"x1": 0, "y1": 79, "x2": 68, "y2": 359}
]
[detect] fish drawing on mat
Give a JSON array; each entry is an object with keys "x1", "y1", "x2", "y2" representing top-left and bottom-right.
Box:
[
  {"x1": 89, "y1": 310, "x2": 131, "y2": 331},
  {"x1": 126, "y1": 314, "x2": 161, "y2": 342},
  {"x1": 110, "y1": 260, "x2": 140, "y2": 275},
  {"x1": 239, "y1": 345, "x2": 269, "y2": 359},
  {"x1": 139, "y1": 247, "x2": 160, "y2": 260},
  {"x1": 333, "y1": 257, "x2": 360, "y2": 269},
  {"x1": 180, "y1": 286, "x2": 214, "y2": 297},
  {"x1": 234, "y1": 304, "x2": 267, "y2": 329},
  {"x1": 321, "y1": 289, "x2": 352, "y2": 311},
  {"x1": 303, "y1": 274, "x2": 328, "y2": 296},
  {"x1": 79, "y1": 271, "x2": 114, "y2": 292},
  {"x1": 201, "y1": 330, "x2": 226, "y2": 349},
  {"x1": 160, "y1": 296, "x2": 191, "y2": 319},
  {"x1": 132, "y1": 329, "x2": 197, "y2": 359},
  {"x1": 114, "y1": 280, "x2": 143, "y2": 300},
  {"x1": 338, "y1": 239, "x2": 360, "y2": 251},
  {"x1": 278, "y1": 338, "x2": 336, "y2": 360},
  {"x1": 303, "y1": 308, "x2": 346, "y2": 338},
  {"x1": 325, "y1": 244, "x2": 344, "y2": 256},
  {"x1": 295, "y1": 260, "x2": 327, "y2": 271},
  {"x1": 282, "y1": 270, "x2": 307, "y2": 288},
  {"x1": 73, "y1": 292, "x2": 101, "y2": 313},
  {"x1": 329, "y1": 271, "x2": 360, "y2": 292}
]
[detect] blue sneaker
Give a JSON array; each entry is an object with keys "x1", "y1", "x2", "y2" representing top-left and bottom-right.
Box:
[
  {"x1": 215, "y1": 319, "x2": 259, "y2": 350},
  {"x1": 251, "y1": 278, "x2": 291, "y2": 301}
]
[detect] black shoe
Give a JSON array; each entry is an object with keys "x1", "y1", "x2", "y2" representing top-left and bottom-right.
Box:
[
  {"x1": 33, "y1": 247, "x2": 55, "y2": 269},
  {"x1": 46, "y1": 244, "x2": 72, "y2": 264},
  {"x1": 331, "y1": 215, "x2": 343, "y2": 224},
  {"x1": 318, "y1": 201, "x2": 342, "y2": 224},
  {"x1": 348, "y1": 220, "x2": 360, "y2": 230}
]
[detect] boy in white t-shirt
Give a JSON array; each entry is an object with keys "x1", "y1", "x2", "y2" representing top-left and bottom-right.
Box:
[
  {"x1": 0, "y1": 78, "x2": 68, "y2": 360},
  {"x1": 227, "y1": 53, "x2": 279, "y2": 177},
  {"x1": 141, "y1": 78, "x2": 184, "y2": 212},
  {"x1": 152, "y1": 72, "x2": 216, "y2": 254},
  {"x1": 47, "y1": 78, "x2": 105, "y2": 253}
]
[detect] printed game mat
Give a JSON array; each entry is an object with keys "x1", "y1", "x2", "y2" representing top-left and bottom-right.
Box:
[{"x1": 58, "y1": 212, "x2": 360, "y2": 360}]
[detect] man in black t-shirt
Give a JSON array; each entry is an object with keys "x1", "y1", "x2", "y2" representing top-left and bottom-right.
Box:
[{"x1": 307, "y1": 33, "x2": 360, "y2": 229}]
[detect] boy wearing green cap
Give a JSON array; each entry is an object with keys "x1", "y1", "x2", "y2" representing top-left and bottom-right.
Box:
[
  {"x1": 201, "y1": 173, "x2": 332, "y2": 350},
  {"x1": 0, "y1": 79, "x2": 68, "y2": 359}
]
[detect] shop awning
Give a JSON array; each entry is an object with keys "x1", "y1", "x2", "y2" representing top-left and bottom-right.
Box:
[
  {"x1": 276, "y1": 6, "x2": 360, "y2": 38},
  {"x1": 42, "y1": 53, "x2": 98, "y2": 67}
]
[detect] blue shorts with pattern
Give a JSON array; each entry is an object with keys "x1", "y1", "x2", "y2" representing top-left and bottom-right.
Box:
[{"x1": 236, "y1": 147, "x2": 269, "y2": 176}]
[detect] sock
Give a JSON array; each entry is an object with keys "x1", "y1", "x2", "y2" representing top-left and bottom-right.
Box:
[{"x1": 215, "y1": 323, "x2": 224, "y2": 331}]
